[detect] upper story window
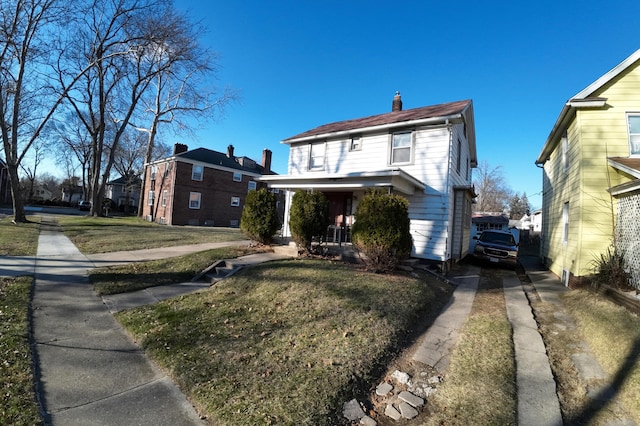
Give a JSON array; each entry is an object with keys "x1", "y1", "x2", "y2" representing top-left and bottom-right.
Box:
[
  {"x1": 456, "y1": 138, "x2": 462, "y2": 174},
  {"x1": 192, "y1": 164, "x2": 203, "y2": 181},
  {"x1": 233, "y1": 172, "x2": 242, "y2": 182},
  {"x1": 150, "y1": 165, "x2": 157, "y2": 180},
  {"x1": 248, "y1": 181, "x2": 257, "y2": 192},
  {"x1": 309, "y1": 142, "x2": 325, "y2": 171},
  {"x1": 391, "y1": 132, "x2": 412, "y2": 164},
  {"x1": 561, "y1": 133, "x2": 569, "y2": 173},
  {"x1": 628, "y1": 114, "x2": 640, "y2": 156},
  {"x1": 350, "y1": 137, "x2": 361, "y2": 151}
]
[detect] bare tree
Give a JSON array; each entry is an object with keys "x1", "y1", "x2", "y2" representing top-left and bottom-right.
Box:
[
  {"x1": 473, "y1": 160, "x2": 513, "y2": 213},
  {"x1": 0, "y1": 0, "x2": 68, "y2": 222},
  {"x1": 56, "y1": 0, "x2": 175, "y2": 216},
  {"x1": 19, "y1": 139, "x2": 47, "y2": 202},
  {"x1": 130, "y1": 7, "x2": 237, "y2": 216},
  {"x1": 52, "y1": 112, "x2": 93, "y2": 200}
]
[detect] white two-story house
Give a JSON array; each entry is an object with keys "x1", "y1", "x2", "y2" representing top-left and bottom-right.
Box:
[{"x1": 259, "y1": 93, "x2": 477, "y2": 266}]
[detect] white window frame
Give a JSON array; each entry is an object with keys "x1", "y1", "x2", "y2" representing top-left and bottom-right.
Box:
[
  {"x1": 562, "y1": 202, "x2": 569, "y2": 244},
  {"x1": 627, "y1": 114, "x2": 640, "y2": 156},
  {"x1": 390, "y1": 131, "x2": 413, "y2": 165},
  {"x1": 308, "y1": 142, "x2": 326, "y2": 171},
  {"x1": 192, "y1": 164, "x2": 203, "y2": 181},
  {"x1": 150, "y1": 165, "x2": 157, "y2": 180},
  {"x1": 248, "y1": 181, "x2": 257, "y2": 192},
  {"x1": 233, "y1": 172, "x2": 242, "y2": 182},
  {"x1": 147, "y1": 190, "x2": 155, "y2": 206},
  {"x1": 189, "y1": 192, "x2": 201, "y2": 209},
  {"x1": 561, "y1": 134, "x2": 569, "y2": 173},
  {"x1": 161, "y1": 190, "x2": 168, "y2": 207},
  {"x1": 350, "y1": 137, "x2": 362, "y2": 151},
  {"x1": 230, "y1": 196, "x2": 240, "y2": 207}
]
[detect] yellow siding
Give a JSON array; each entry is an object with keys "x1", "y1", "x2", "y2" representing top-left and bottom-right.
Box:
[{"x1": 542, "y1": 59, "x2": 640, "y2": 280}]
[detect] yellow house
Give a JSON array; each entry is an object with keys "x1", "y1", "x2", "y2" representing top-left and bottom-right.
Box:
[{"x1": 536, "y1": 49, "x2": 640, "y2": 288}]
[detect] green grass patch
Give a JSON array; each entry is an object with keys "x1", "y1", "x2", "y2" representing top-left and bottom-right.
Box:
[
  {"x1": 90, "y1": 246, "x2": 267, "y2": 295},
  {"x1": 117, "y1": 260, "x2": 448, "y2": 425},
  {"x1": 0, "y1": 216, "x2": 40, "y2": 256},
  {"x1": 426, "y1": 280, "x2": 517, "y2": 425},
  {"x1": 0, "y1": 277, "x2": 42, "y2": 425},
  {"x1": 563, "y1": 290, "x2": 640, "y2": 423},
  {"x1": 56, "y1": 216, "x2": 245, "y2": 254}
]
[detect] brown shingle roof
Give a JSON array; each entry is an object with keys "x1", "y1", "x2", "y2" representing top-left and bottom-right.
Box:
[
  {"x1": 284, "y1": 99, "x2": 472, "y2": 142},
  {"x1": 609, "y1": 157, "x2": 640, "y2": 173}
]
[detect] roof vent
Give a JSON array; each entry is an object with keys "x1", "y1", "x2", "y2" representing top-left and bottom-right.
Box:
[{"x1": 392, "y1": 91, "x2": 403, "y2": 112}]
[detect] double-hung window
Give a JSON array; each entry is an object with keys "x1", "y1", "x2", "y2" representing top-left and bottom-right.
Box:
[
  {"x1": 147, "y1": 190, "x2": 155, "y2": 206},
  {"x1": 248, "y1": 181, "x2": 257, "y2": 192},
  {"x1": 309, "y1": 142, "x2": 325, "y2": 171},
  {"x1": 230, "y1": 196, "x2": 240, "y2": 207},
  {"x1": 562, "y1": 202, "x2": 569, "y2": 244},
  {"x1": 628, "y1": 114, "x2": 640, "y2": 156},
  {"x1": 391, "y1": 132, "x2": 412, "y2": 164},
  {"x1": 161, "y1": 190, "x2": 168, "y2": 207},
  {"x1": 189, "y1": 192, "x2": 201, "y2": 209},
  {"x1": 192, "y1": 165, "x2": 203, "y2": 181},
  {"x1": 233, "y1": 172, "x2": 242, "y2": 182}
]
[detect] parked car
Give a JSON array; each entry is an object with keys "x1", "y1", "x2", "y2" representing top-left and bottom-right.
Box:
[
  {"x1": 78, "y1": 201, "x2": 91, "y2": 211},
  {"x1": 472, "y1": 230, "x2": 519, "y2": 267}
]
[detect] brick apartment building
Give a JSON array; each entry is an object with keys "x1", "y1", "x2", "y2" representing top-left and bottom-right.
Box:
[{"x1": 141, "y1": 143, "x2": 283, "y2": 227}]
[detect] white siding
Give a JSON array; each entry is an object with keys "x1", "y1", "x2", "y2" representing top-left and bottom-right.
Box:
[{"x1": 285, "y1": 121, "x2": 471, "y2": 262}]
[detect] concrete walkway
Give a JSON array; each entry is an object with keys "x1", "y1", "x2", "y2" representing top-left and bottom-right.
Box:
[
  {"x1": 410, "y1": 260, "x2": 565, "y2": 425},
  {"x1": 32, "y1": 217, "x2": 205, "y2": 425}
]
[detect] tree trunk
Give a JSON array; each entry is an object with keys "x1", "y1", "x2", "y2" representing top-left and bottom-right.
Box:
[{"x1": 8, "y1": 163, "x2": 27, "y2": 223}]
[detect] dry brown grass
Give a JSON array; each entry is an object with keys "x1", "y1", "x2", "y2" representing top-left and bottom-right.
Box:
[
  {"x1": 117, "y1": 260, "x2": 451, "y2": 425},
  {"x1": 425, "y1": 270, "x2": 517, "y2": 425}
]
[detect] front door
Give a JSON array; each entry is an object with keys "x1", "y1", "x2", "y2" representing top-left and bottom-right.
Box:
[{"x1": 325, "y1": 192, "x2": 352, "y2": 242}]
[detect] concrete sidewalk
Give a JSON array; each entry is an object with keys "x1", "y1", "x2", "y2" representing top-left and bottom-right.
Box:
[{"x1": 32, "y1": 217, "x2": 205, "y2": 425}]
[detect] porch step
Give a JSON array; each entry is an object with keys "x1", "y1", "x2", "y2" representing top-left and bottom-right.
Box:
[{"x1": 192, "y1": 259, "x2": 243, "y2": 284}]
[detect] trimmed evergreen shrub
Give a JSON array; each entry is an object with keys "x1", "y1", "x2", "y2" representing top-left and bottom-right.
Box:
[
  {"x1": 288, "y1": 190, "x2": 330, "y2": 254},
  {"x1": 351, "y1": 189, "x2": 412, "y2": 272},
  {"x1": 240, "y1": 188, "x2": 280, "y2": 244}
]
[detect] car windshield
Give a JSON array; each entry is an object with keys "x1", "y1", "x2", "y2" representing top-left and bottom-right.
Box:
[{"x1": 480, "y1": 232, "x2": 516, "y2": 246}]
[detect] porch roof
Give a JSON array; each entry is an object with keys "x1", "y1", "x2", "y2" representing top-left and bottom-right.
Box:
[{"x1": 256, "y1": 169, "x2": 426, "y2": 195}]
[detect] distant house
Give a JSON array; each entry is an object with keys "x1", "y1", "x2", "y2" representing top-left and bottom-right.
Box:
[
  {"x1": 516, "y1": 210, "x2": 542, "y2": 233},
  {"x1": 141, "y1": 144, "x2": 284, "y2": 227},
  {"x1": 60, "y1": 180, "x2": 84, "y2": 205},
  {"x1": 0, "y1": 158, "x2": 10, "y2": 205},
  {"x1": 469, "y1": 213, "x2": 511, "y2": 252},
  {"x1": 105, "y1": 176, "x2": 141, "y2": 211},
  {"x1": 30, "y1": 184, "x2": 53, "y2": 202},
  {"x1": 259, "y1": 93, "x2": 477, "y2": 266},
  {"x1": 536, "y1": 49, "x2": 640, "y2": 288}
]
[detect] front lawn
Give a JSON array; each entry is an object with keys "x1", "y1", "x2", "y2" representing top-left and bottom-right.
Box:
[
  {"x1": 0, "y1": 277, "x2": 42, "y2": 425},
  {"x1": 0, "y1": 216, "x2": 40, "y2": 256},
  {"x1": 90, "y1": 246, "x2": 268, "y2": 295},
  {"x1": 116, "y1": 259, "x2": 452, "y2": 425},
  {"x1": 57, "y1": 216, "x2": 245, "y2": 254}
]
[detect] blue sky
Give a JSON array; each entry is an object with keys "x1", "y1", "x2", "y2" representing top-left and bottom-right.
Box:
[{"x1": 167, "y1": 1, "x2": 638, "y2": 210}]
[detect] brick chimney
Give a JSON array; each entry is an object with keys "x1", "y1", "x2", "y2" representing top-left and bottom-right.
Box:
[
  {"x1": 227, "y1": 144, "x2": 234, "y2": 158},
  {"x1": 173, "y1": 143, "x2": 188, "y2": 154},
  {"x1": 262, "y1": 149, "x2": 272, "y2": 172},
  {"x1": 392, "y1": 91, "x2": 403, "y2": 112}
]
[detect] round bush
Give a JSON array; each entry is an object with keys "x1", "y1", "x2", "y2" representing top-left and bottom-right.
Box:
[
  {"x1": 288, "y1": 190, "x2": 330, "y2": 253},
  {"x1": 240, "y1": 188, "x2": 280, "y2": 244},
  {"x1": 351, "y1": 190, "x2": 412, "y2": 272}
]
